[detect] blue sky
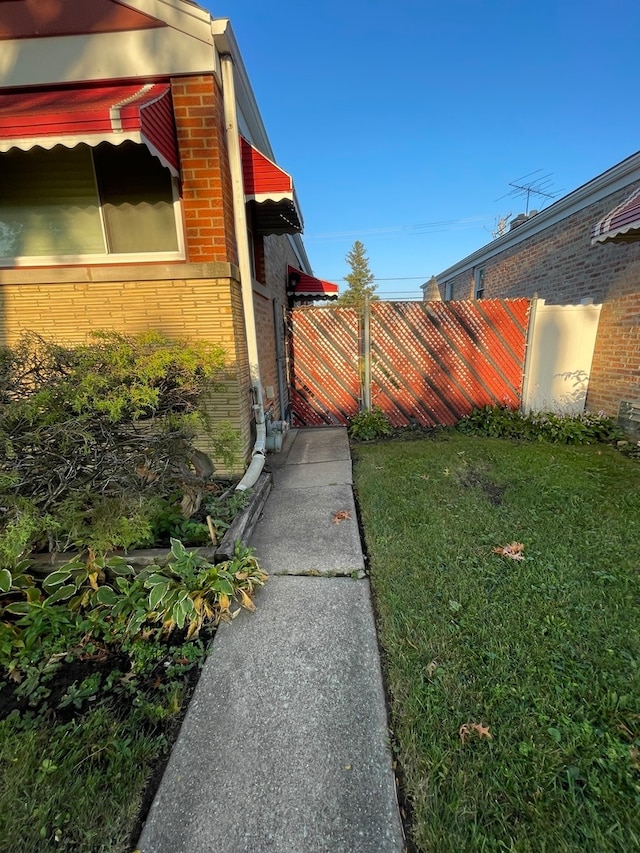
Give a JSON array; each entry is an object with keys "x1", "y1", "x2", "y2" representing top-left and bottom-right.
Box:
[{"x1": 210, "y1": 1, "x2": 640, "y2": 298}]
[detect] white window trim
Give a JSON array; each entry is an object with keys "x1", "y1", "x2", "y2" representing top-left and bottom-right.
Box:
[{"x1": 0, "y1": 175, "x2": 186, "y2": 269}]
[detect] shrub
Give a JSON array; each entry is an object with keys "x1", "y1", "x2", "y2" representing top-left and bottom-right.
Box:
[
  {"x1": 457, "y1": 405, "x2": 624, "y2": 445},
  {"x1": 0, "y1": 541, "x2": 267, "y2": 681},
  {"x1": 0, "y1": 331, "x2": 237, "y2": 560},
  {"x1": 348, "y1": 406, "x2": 393, "y2": 441}
]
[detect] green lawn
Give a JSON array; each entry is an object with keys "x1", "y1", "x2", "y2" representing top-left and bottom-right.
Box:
[
  {"x1": 0, "y1": 635, "x2": 207, "y2": 852},
  {"x1": 353, "y1": 433, "x2": 640, "y2": 852},
  {"x1": 0, "y1": 707, "x2": 167, "y2": 852}
]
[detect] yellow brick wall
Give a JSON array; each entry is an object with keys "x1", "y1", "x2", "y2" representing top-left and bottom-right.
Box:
[{"x1": 0, "y1": 269, "x2": 253, "y2": 475}]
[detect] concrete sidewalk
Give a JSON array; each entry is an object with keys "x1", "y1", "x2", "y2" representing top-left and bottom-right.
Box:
[{"x1": 138, "y1": 427, "x2": 405, "y2": 853}]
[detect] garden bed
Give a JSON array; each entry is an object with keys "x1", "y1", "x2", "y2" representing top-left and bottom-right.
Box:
[
  {"x1": 0, "y1": 476, "x2": 272, "y2": 851},
  {"x1": 27, "y1": 472, "x2": 272, "y2": 571}
]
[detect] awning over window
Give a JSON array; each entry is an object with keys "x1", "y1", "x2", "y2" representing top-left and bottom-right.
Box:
[
  {"x1": 241, "y1": 137, "x2": 303, "y2": 235},
  {"x1": 288, "y1": 266, "x2": 339, "y2": 301},
  {"x1": 0, "y1": 83, "x2": 179, "y2": 176},
  {"x1": 592, "y1": 187, "x2": 640, "y2": 244}
]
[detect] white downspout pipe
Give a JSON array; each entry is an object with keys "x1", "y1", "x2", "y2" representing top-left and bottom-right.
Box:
[{"x1": 219, "y1": 50, "x2": 266, "y2": 491}]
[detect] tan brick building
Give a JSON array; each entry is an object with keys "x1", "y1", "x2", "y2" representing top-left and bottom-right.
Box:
[
  {"x1": 0, "y1": 0, "x2": 335, "y2": 477},
  {"x1": 431, "y1": 154, "x2": 640, "y2": 426}
]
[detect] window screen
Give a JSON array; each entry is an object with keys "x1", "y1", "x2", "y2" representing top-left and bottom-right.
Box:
[
  {"x1": 0, "y1": 145, "x2": 104, "y2": 258},
  {"x1": 0, "y1": 142, "x2": 179, "y2": 262}
]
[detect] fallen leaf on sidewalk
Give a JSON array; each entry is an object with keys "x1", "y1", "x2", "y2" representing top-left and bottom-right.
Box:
[
  {"x1": 332, "y1": 510, "x2": 352, "y2": 524},
  {"x1": 492, "y1": 542, "x2": 525, "y2": 560},
  {"x1": 459, "y1": 722, "x2": 493, "y2": 743}
]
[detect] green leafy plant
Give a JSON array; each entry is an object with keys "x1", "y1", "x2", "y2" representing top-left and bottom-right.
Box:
[
  {"x1": 148, "y1": 496, "x2": 212, "y2": 547},
  {"x1": 59, "y1": 672, "x2": 102, "y2": 710},
  {"x1": 0, "y1": 503, "x2": 43, "y2": 570},
  {"x1": 148, "y1": 488, "x2": 250, "y2": 548},
  {"x1": 0, "y1": 330, "x2": 239, "y2": 559},
  {"x1": 457, "y1": 405, "x2": 624, "y2": 445},
  {"x1": 348, "y1": 406, "x2": 393, "y2": 441},
  {"x1": 202, "y1": 489, "x2": 250, "y2": 539},
  {"x1": 144, "y1": 538, "x2": 268, "y2": 638}
]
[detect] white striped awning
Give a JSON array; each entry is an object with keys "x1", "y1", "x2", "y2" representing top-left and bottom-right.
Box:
[{"x1": 592, "y1": 187, "x2": 640, "y2": 244}]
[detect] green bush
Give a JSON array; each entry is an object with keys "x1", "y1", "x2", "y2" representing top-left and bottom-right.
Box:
[
  {"x1": 147, "y1": 488, "x2": 250, "y2": 548},
  {"x1": 456, "y1": 405, "x2": 624, "y2": 445},
  {"x1": 0, "y1": 331, "x2": 237, "y2": 561},
  {"x1": 348, "y1": 406, "x2": 393, "y2": 441},
  {"x1": 0, "y1": 542, "x2": 267, "y2": 685}
]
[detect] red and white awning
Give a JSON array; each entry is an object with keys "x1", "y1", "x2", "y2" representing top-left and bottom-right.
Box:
[
  {"x1": 592, "y1": 187, "x2": 640, "y2": 244},
  {"x1": 288, "y1": 266, "x2": 339, "y2": 301},
  {"x1": 241, "y1": 137, "x2": 303, "y2": 235},
  {"x1": 0, "y1": 83, "x2": 179, "y2": 176}
]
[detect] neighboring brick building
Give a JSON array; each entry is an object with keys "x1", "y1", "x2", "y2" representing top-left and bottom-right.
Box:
[
  {"x1": 431, "y1": 153, "x2": 640, "y2": 424},
  {"x1": 0, "y1": 0, "x2": 336, "y2": 475}
]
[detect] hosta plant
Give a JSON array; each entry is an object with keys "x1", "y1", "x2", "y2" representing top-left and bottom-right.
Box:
[{"x1": 144, "y1": 539, "x2": 267, "y2": 638}]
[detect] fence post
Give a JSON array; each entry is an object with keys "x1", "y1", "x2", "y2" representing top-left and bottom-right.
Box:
[
  {"x1": 362, "y1": 296, "x2": 371, "y2": 412},
  {"x1": 520, "y1": 297, "x2": 543, "y2": 413}
]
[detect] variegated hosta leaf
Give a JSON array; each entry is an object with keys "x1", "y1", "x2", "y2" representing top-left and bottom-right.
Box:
[{"x1": 237, "y1": 588, "x2": 256, "y2": 611}]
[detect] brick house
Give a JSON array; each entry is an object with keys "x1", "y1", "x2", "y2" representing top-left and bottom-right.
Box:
[
  {"x1": 430, "y1": 153, "x2": 640, "y2": 427},
  {"x1": 0, "y1": 0, "x2": 337, "y2": 478}
]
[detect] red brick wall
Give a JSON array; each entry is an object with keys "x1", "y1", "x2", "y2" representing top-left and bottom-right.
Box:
[
  {"x1": 441, "y1": 185, "x2": 640, "y2": 417},
  {"x1": 171, "y1": 75, "x2": 308, "y2": 421},
  {"x1": 171, "y1": 75, "x2": 237, "y2": 264},
  {"x1": 480, "y1": 184, "x2": 640, "y2": 304},
  {"x1": 587, "y1": 265, "x2": 640, "y2": 415}
]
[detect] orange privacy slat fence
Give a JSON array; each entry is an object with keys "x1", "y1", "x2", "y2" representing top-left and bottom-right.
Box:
[{"x1": 288, "y1": 299, "x2": 531, "y2": 428}]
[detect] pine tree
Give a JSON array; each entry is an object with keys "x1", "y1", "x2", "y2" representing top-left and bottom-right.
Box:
[{"x1": 338, "y1": 241, "x2": 378, "y2": 309}]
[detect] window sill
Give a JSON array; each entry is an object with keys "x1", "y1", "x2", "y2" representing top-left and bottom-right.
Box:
[{"x1": 0, "y1": 260, "x2": 241, "y2": 285}]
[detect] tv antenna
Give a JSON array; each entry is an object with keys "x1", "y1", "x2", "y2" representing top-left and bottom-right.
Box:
[{"x1": 496, "y1": 170, "x2": 560, "y2": 214}]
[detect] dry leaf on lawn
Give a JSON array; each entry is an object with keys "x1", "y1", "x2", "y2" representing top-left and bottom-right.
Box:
[
  {"x1": 492, "y1": 542, "x2": 525, "y2": 560},
  {"x1": 459, "y1": 722, "x2": 493, "y2": 743},
  {"x1": 332, "y1": 510, "x2": 352, "y2": 524}
]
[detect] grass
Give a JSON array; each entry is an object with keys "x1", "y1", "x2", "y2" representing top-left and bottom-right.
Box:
[
  {"x1": 353, "y1": 432, "x2": 640, "y2": 852},
  {"x1": 0, "y1": 707, "x2": 165, "y2": 852},
  {"x1": 0, "y1": 639, "x2": 205, "y2": 853}
]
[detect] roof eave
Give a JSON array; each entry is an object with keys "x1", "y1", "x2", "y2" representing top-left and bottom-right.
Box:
[{"x1": 433, "y1": 150, "x2": 640, "y2": 286}]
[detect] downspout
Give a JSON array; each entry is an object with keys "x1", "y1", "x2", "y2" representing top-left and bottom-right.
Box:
[{"x1": 219, "y1": 50, "x2": 266, "y2": 491}]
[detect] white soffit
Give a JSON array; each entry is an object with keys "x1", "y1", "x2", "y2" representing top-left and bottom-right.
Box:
[
  {"x1": 0, "y1": 29, "x2": 215, "y2": 87},
  {"x1": 119, "y1": 0, "x2": 213, "y2": 40},
  {"x1": 0, "y1": 0, "x2": 216, "y2": 88}
]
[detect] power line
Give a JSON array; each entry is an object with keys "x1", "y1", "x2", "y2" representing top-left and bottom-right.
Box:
[
  {"x1": 324, "y1": 275, "x2": 429, "y2": 282},
  {"x1": 305, "y1": 215, "x2": 487, "y2": 240}
]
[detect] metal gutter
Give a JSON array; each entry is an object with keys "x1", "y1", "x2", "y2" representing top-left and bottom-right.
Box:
[
  {"x1": 218, "y1": 42, "x2": 266, "y2": 491},
  {"x1": 211, "y1": 17, "x2": 313, "y2": 275}
]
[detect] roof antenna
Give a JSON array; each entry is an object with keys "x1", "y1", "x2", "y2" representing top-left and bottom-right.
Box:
[{"x1": 496, "y1": 170, "x2": 560, "y2": 214}]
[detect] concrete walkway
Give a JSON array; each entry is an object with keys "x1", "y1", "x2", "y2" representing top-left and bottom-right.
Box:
[{"x1": 138, "y1": 427, "x2": 405, "y2": 853}]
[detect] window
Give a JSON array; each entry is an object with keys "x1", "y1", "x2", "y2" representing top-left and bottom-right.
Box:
[
  {"x1": 474, "y1": 267, "x2": 485, "y2": 299},
  {"x1": 0, "y1": 141, "x2": 183, "y2": 265},
  {"x1": 445, "y1": 281, "x2": 453, "y2": 301}
]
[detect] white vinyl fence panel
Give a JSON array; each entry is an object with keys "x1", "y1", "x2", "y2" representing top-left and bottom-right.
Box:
[{"x1": 522, "y1": 299, "x2": 602, "y2": 415}]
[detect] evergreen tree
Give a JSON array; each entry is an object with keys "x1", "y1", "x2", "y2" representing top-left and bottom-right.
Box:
[{"x1": 338, "y1": 241, "x2": 378, "y2": 308}]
